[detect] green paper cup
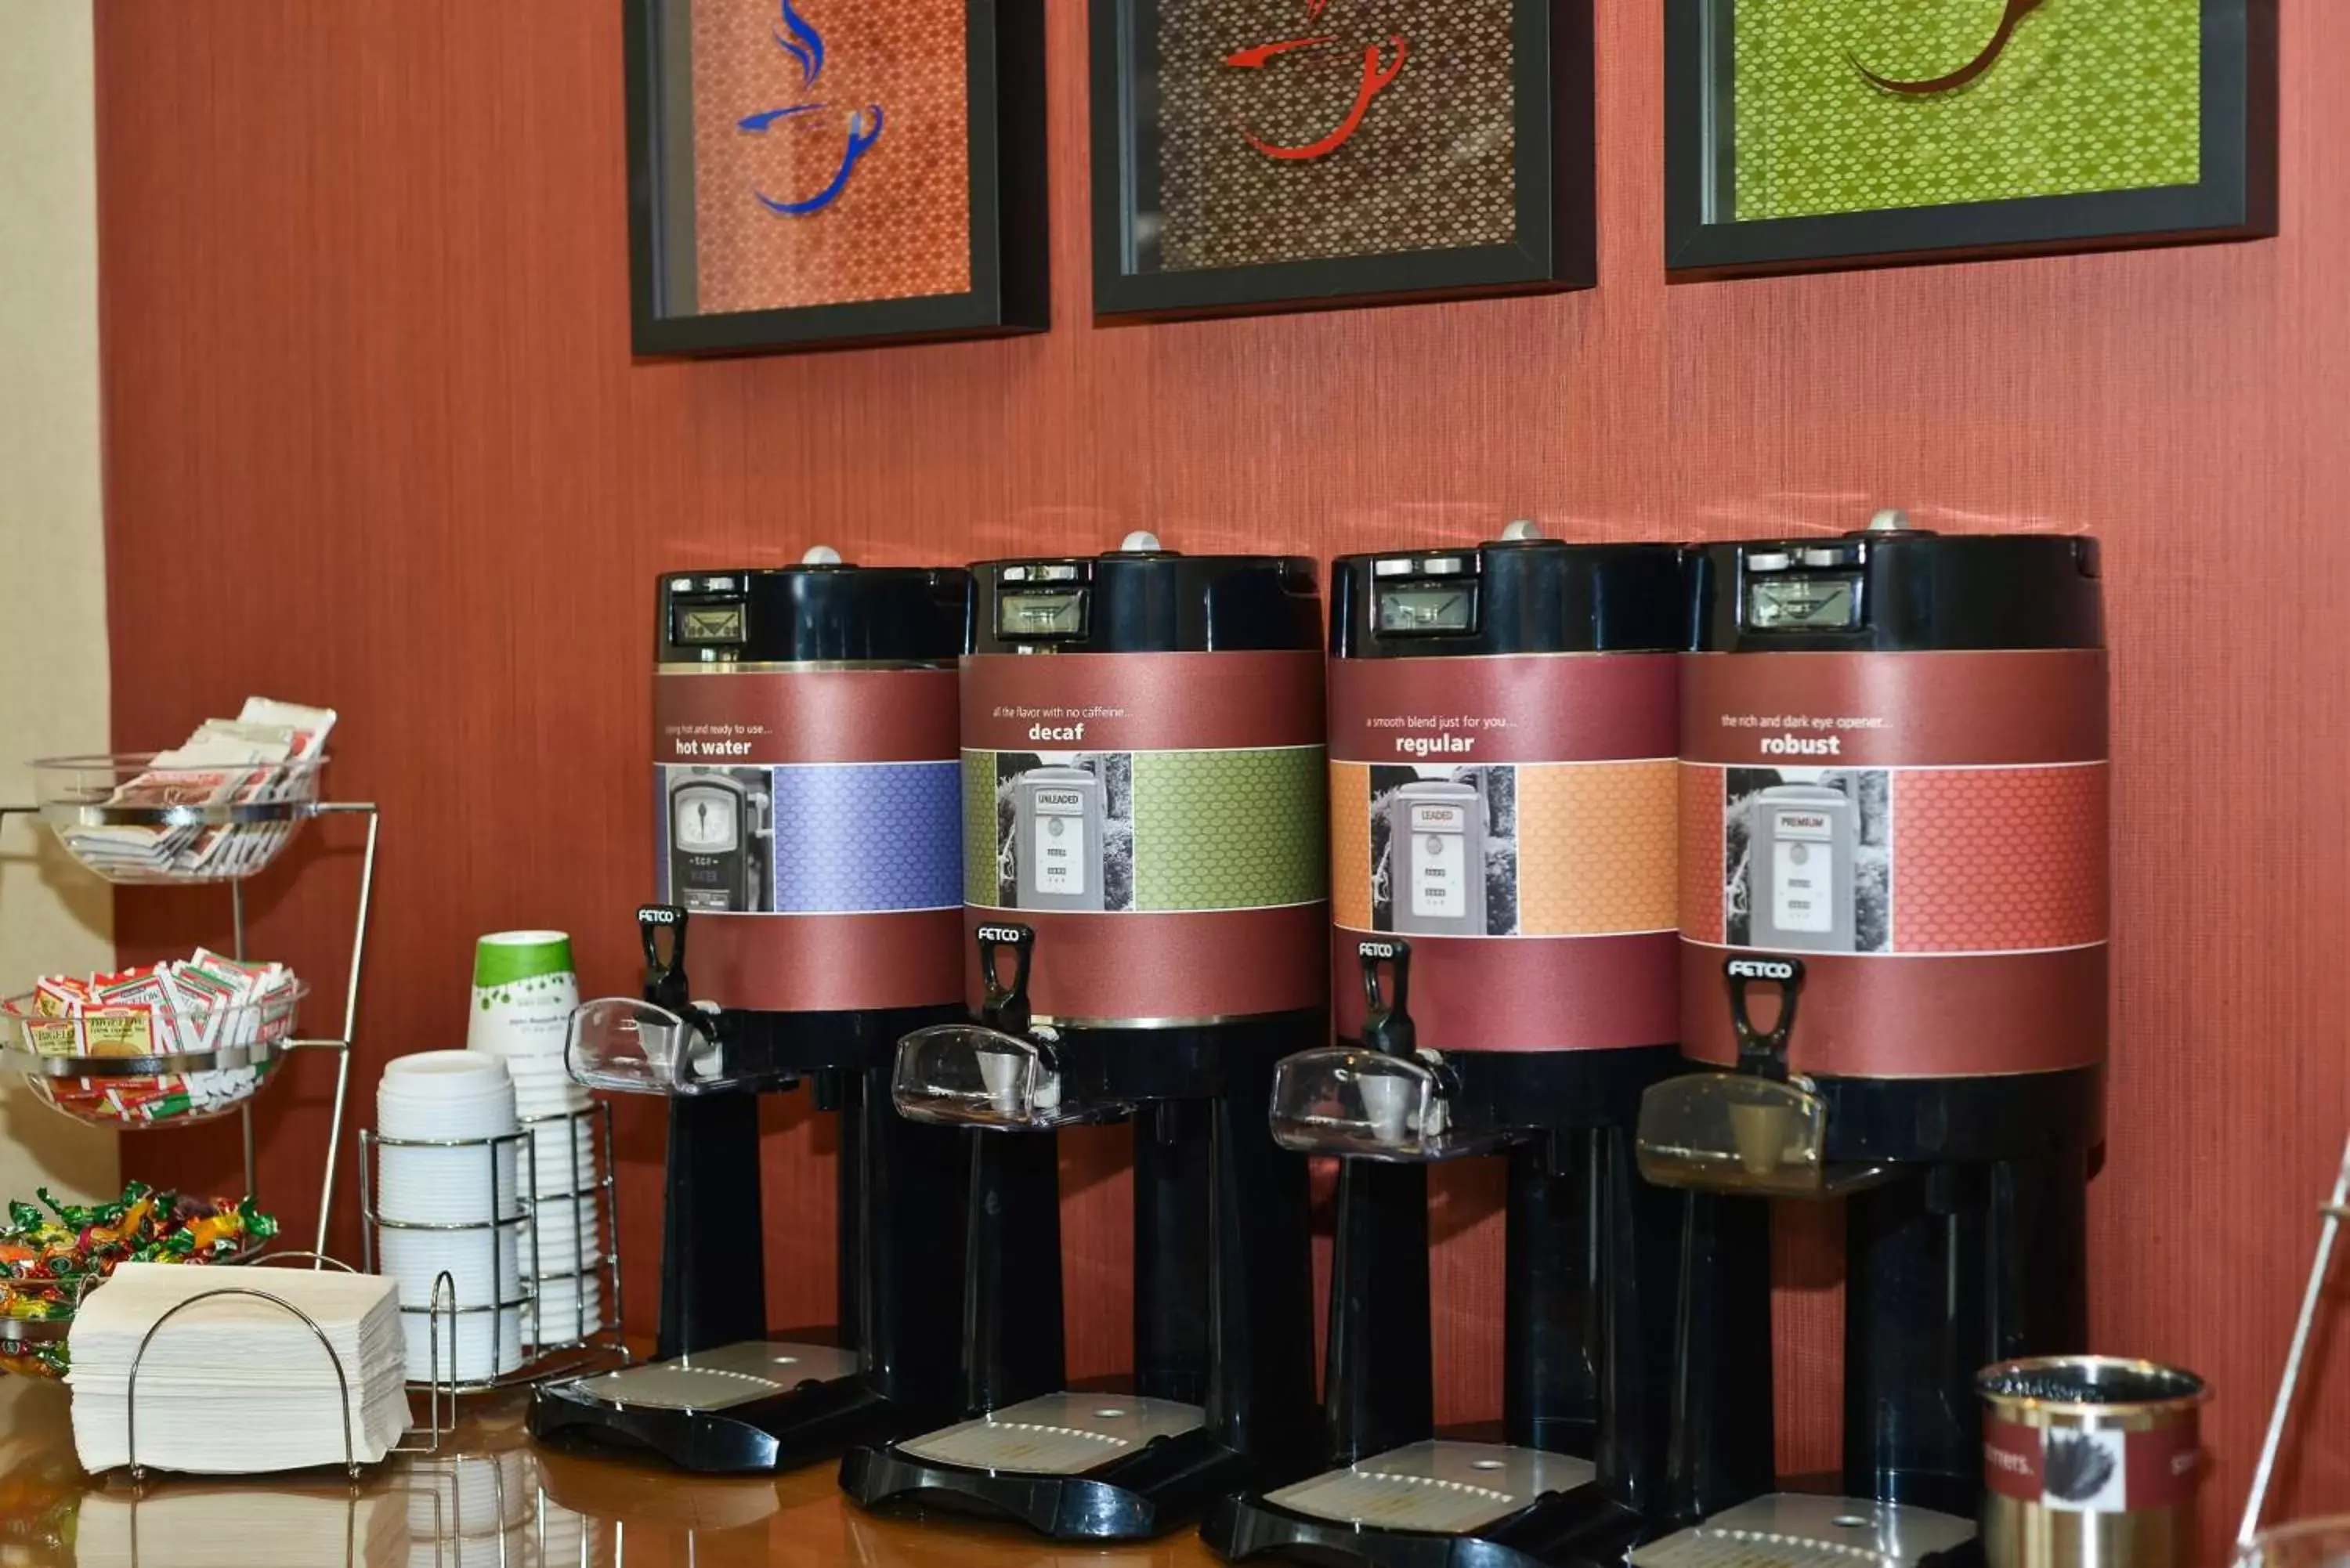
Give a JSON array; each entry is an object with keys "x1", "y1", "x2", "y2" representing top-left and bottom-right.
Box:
[
  {"x1": 473, "y1": 930, "x2": 574, "y2": 989},
  {"x1": 469, "y1": 932, "x2": 580, "y2": 1060}
]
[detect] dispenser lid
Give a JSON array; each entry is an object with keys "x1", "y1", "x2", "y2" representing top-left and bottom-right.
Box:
[
  {"x1": 971, "y1": 536, "x2": 1321, "y2": 654},
  {"x1": 1689, "y1": 519, "x2": 2102, "y2": 653},
  {"x1": 657, "y1": 559, "x2": 968, "y2": 663},
  {"x1": 1331, "y1": 526, "x2": 1683, "y2": 658}
]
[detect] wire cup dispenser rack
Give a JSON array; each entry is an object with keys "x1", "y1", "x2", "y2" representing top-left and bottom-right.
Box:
[
  {"x1": 0, "y1": 754, "x2": 379, "y2": 1262},
  {"x1": 359, "y1": 1107, "x2": 630, "y2": 1396}
]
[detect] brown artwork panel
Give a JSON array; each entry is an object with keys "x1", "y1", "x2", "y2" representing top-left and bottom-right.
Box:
[
  {"x1": 689, "y1": 0, "x2": 972, "y2": 314},
  {"x1": 1153, "y1": 0, "x2": 1518, "y2": 272}
]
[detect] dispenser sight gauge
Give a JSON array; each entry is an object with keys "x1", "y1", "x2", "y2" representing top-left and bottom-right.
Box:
[
  {"x1": 676, "y1": 605, "x2": 747, "y2": 645},
  {"x1": 1376, "y1": 587, "x2": 1477, "y2": 635},
  {"x1": 998, "y1": 591, "x2": 1087, "y2": 638},
  {"x1": 1747, "y1": 575, "x2": 1860, "y2": 630}
]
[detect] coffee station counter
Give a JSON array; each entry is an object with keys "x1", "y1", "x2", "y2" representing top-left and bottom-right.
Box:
[{"x1": 0, "y1": 1372, "x2": 1223, "y2": 1566}]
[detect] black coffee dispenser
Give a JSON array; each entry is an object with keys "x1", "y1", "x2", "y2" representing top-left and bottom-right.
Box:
[
  {"x1": 530, "y1": 555, "x2": 972, "y2": 1472},
  {"x1": 1203, "y1": 526, "x2": 1690, "y2": 1568},
  {"x1": 1632, "y1": 518, "x2": 2109, "y2": 1565},
  {"x1": 839, "y1": 533, "x2": 1327, "y2": 1540}
]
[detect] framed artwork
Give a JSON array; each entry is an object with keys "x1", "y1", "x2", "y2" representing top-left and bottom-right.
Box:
[
  {"x1": 623, "y1": 0, "x2": 1048, "y2": 356},
  {"x1": 1665, "y1": 0, "x2": 2277, "y2": 280},
  {"x1": 1089, "y1": 0, "x2": 1596, "y2": 323}
]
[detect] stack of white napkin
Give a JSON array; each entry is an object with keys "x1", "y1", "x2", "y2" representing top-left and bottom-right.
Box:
[{"x1": 69, "y1": 1263, "x2": 412, "y2": 1474}]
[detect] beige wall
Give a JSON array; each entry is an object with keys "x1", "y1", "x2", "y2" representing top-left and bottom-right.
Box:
[{"x1": 0, "y1": 0, "x2": 115, "y2": 1205}]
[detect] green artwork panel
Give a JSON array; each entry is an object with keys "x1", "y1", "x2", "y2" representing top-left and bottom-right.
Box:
[
  {"x1": 1730, "y1": 0, "x2": 2202, "y2": 222},
  {"x1": 1133, "y1": 748, "x2": 1328, "y2": 912},
  {"x1": 963, "y1": 751, "x2": 1001, "y2": 907}
]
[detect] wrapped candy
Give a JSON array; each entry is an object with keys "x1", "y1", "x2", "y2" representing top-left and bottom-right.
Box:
[{"x1": 0, "y1": 1184, "x2": 279, "y2": 1378}]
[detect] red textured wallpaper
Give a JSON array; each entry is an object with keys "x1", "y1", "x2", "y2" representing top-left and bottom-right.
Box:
[{"x1": 91, "y1": 2, "x2": 2348, "y2": 1555}]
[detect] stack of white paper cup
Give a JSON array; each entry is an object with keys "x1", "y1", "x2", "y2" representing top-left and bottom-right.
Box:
[
  {"x1": 464, "y1": 930, "x2": 602, "y2": 1346},
  {"x1": 375, "y1": 1052, "x2": 523, "y2": 1383}
]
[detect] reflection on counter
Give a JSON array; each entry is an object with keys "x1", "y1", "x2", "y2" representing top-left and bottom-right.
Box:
[
  {"x1": 0, "y1": 1376, "x2": 1229, "y2": 1568},
  {"x1": 73, "y1": 1487, "x2": 406, "y2": 1566},
  {"x1": 832, "y1": 1508, "x2": 1214, "y2": 1568}
]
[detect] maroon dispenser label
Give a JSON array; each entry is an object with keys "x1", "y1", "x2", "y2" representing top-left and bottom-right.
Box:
[
  {"x1": 656, "y1": 667, "x2": 960, "y2": 766},
  {"x1": 962, "y1": 650, "x2": 1323, "y2": 753},
  {"x1": 1329, "y1": 654, "x2": 1678, "y2": 1051},
  {"x1": 1984, "y1": 1418, "x2": 2200, "y2": 1512},
  {"x1": 652, "y1": 667, "x2": 962, "y2": 1013},
  {"x1": 1329, "y1": 653, "x2": 1677, "y2": 766},
  {"x1": 1680, "y1": 650, "x2": 2109, "y2": 1078},
  {"x1": 962, "y1": 651, "x2": 1327, "y2": 1025}
]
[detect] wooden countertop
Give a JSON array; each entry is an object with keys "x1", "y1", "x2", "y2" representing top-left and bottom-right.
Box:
[{"x1": 0, "y1": 1374, "x2": 1224, "y2": 1567}]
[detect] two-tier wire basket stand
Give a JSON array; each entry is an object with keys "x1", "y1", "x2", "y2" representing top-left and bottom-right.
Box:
[
  {"x1": 0, "y1": 758, "x2": 374, "y2": 1260},
  {"x1": 0, "y1": 756, "x2": 377, "y2": 1385}
]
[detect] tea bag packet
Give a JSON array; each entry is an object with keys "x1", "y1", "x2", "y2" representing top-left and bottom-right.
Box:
[
  {"x1": 85, "y1": 968, "x2": 179, "y2": 1057},
  {"x1": 9, "y1": 953, "x2": 301, "y2": 1063},
  {"x1": 235, "y1": 698, "x2": 337, "y2": 760},
  {"x1": 179, "y1": 952, "x2": 294, "y2": 1050},
  {"x1": 60, "y1": 699, "x2": 339, "y2": 878}
]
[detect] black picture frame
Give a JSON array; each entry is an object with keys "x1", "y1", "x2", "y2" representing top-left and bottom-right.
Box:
[
  {"x1": 1665, "y1": 0, "x2": 2277, "y2": 281},
  {"x1": 1089, "y1": 0, "x2": 1595, "y2": 323},
  {"x1": 623, "y1": 0, "x2": 1049, "y2": 356}
]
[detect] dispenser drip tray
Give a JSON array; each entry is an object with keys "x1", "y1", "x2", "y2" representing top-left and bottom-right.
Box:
[
  {"x1": 895, "y1": 1393, "x2": 1205, "y2": 1476},
  {"x1": 1267, "y1": 1441, "x2": 1593, "y2": 1534},
  {"x1": 1636, "y1": 1071, "x2": 1842, "y2": 1196},
  {"x1": 892, "y1": 1024, "x2": 1127, "y2": 1130},
  {"x1": 1269, "y1": 1048, "x2": 1510, "y2": 1162},
  {"x1": 1630, "y1": 1494, "x2": 1976, "y2": 1568},
  {"x1": 565, "y1": 1341, "x2": 858, "y2": 1412}
]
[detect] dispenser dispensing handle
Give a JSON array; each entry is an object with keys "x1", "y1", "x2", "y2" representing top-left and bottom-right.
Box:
[
  {"x1": 893, "y1": 922, "x2": 1108, "y2": 1129},
  {"x1": 1725, "y1": 956, "x2": 1804, "y2": 1080},
  {"x1": 976, "y1": 922, "x2": 1036, "y2": 1041},
  {"x1": 1358, "y1": 939, "x2": 1416, "y2": 1060},
  {"x1": 565, "y1": 905, "x2": 729, "y2": 1095},
  {"x1": 638, "y1": 904, "x2": 691, "y2": 1013},
  {"x1": 1264, "y1": 938, "x2": 1486, "y2": 1157}
]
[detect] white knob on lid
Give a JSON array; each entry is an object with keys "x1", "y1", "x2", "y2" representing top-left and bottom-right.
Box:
[
  {"x1": 1500, "y1": 519, "x2": 1544, "y2": 541},
  {"x1": 1866, "y1": 509, "x2": 1911, "y2": 533},
  {"x1": 1119, "y1": 530, "x2": 1162, "y2": 554},
  {"x1": 802, "y1": 545, "x2": 844, "y2": 565}
]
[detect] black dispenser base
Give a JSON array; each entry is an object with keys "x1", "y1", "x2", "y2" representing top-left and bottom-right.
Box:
[
  {"x1": 531, "y1": 1361, "x2": 955, "y2": 1477},
  {"x1": 840, "y1": 1425, "x2": 1284, "y2": 1542},
  {"x1": 1202, "y1": 1483, "x2": 1643, "y2": 1568}
]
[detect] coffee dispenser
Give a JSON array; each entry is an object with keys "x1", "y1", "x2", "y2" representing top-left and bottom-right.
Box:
[
  {"x1": 1203, "y1": 525, "x2": 1688, "y2": 1568},
  {"x1": 839, "y1": 534, "x2": 1325, "y2": 1541},
  {"x1": 530, "y1": 554, "x2": 971, "y2": 1472},
  {"x1": 1633, "y1": 518, "x2": 2108, "y2": 1565}
]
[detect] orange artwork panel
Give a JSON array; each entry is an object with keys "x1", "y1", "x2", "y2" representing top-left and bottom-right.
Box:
[
  {"x1": 1329, "y1": 762, "x2": 1373, "y2": 928},
  {"x1": 689, "y1": 0, "x2": 973, "y2": 315},
  {"x1": 1517, "y1": 761, "x2": 1678, "y2": 937},
  {"x1": 1893, "y1": 765, "x2": 2110, "y2": 954}
]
